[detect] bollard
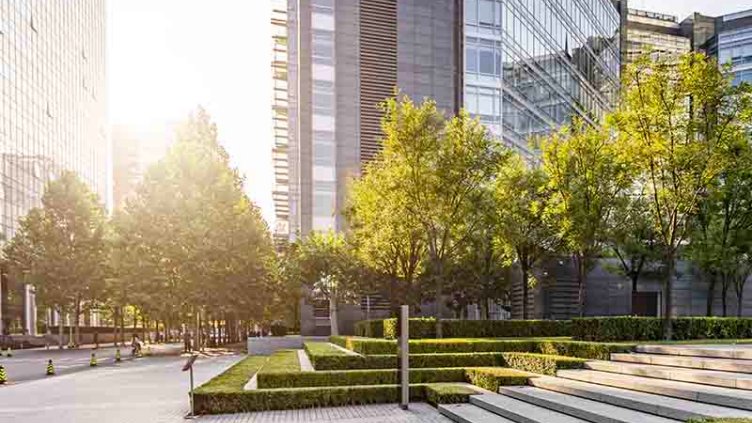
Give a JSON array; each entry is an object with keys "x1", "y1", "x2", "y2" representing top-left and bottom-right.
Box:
[
  {"x1": 46, "y1": 359, "x2": 55, "y2": 376},
  {"x1": 90, "y1": 352, "x2": 98, "y2": 367},
  {"x1": 115, "y1": 348, "x2": 121, "y2": 362}
]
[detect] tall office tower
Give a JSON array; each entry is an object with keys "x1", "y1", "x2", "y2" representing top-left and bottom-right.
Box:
[
  {"x1": 0, "y1": 1, "x2": 108, "y2": 334},
  {"x1": 271, "y1": 0, "x2": 293, "y2": 247},
  {"x1": 276, "y1": 0, "x2": 621, "y2": 242},
  {"x1": 680, "y1": 8, "x2": 752, "y2": 85},
  {"x1": 623, "y1": 8, "x2": 690, "y2": 63}
]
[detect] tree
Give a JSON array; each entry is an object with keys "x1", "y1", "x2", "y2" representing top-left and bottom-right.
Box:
[
  {"x1": 290, "y1": 231, "x2": 363, "y2": 336},
  {"x1": 607, "y1": 188, "x2": 661, "y2": 296},
  {"x1": 5, "y1": 171, "x2": 108, "y2": 347},
  {"x1": 539, "y1": 121, "x2": 633, "y2": 317},
  {"x1": 376, "y1": 96, "x2": 508, "y2": 335},
  {"x1": 613, "y1": 53, "x2": 751, "y2": 337},
  {"x1": 348, "y1": 158, "x2": 425, "y2": 314},
  {"x1": 113, "y1": 108, "x2": 274, "y2": 346},
  {"x1": 493, "y1": 154, "x2": 559, "y2": 319}
]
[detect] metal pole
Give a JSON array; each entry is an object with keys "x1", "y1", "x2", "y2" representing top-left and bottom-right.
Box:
[
  {"x1": 400, "y1": 305, "x2": 409, "y2": 410},
  {"x1": 189, "y1": 366, "x2": 195, "y2": 417}
]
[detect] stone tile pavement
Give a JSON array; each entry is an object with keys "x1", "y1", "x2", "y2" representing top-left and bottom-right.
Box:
[{"x1": 197, "y1": 403, "x2": 451, "y2": 422}]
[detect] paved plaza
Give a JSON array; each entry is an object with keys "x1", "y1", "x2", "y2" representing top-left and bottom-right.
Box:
[{"x1": 0, "y1": 351, "x2": 448, "y2": 423}]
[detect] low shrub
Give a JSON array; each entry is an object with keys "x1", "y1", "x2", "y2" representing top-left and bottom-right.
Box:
[
  {"x1": 424, "y1": 383, "x2": 477, "y2": 406},
  {"x1": 194, "y1": 383, "x2": 472, "y2": 414},
  {"x1": 464, "y1": 367, "x2": 532, "y2": 391},
  {"x1": 329, "y1": 337, "x2": 632, "y2": 360},
  {"x1": 384, "y1": 318, "x2": 437, "y2": 339},
  {"x1": 363, "y1": 318, "x2": 572, "y2": 339},
  {"x1": 257, "y1": 368, "x2": 466, "y2": 389},
  {"x1": 500, "y1": 352, "x2": 586, "y2": 376},
  {"x1": 572, "y1": 317, "x2": 752, "y2": 342}
]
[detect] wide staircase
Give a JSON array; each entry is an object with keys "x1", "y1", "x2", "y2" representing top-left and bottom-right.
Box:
[{"x1": 440, "y1": 344, "x2": 752, "y2": 422}]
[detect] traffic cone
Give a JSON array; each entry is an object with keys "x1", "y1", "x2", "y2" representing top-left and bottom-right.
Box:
[
  {"x1": 89, "y1": 352, "x2": 97, "y2": 367},
  {"x1": 115, "y1": 348, "x2": 121, "y2": 362},
  {"x1": 0, "y1": 365, "x2": 6, "y2": 384},
  {"x1": 46, "y1": 360, "x2": 55, "y2": 376}
]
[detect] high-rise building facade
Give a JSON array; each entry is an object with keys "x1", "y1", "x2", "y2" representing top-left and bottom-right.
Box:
[
  {"x1": 713, "y1": 10, "x2": 752, "y2": 85},
  {"x1": 623, "y1": 8, "x2": 690, "y2": 63},
  {"x1": 274, "y1": 0, "x2": 622, "y2": 243},
  {"x1": 0, "y1": 1, "x2": 107, "y2": 334}
]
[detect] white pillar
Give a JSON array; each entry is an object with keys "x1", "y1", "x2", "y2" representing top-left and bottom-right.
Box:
[
  {"x1": 24, "y1": 284, "x2": 37, "y2": 335},
  {"x1": 0, "y1": 276, "x2": 3, "y2": 335}
]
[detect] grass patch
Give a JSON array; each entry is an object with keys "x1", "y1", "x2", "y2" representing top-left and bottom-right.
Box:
[
  {"x1": 195, "y1": 356, "x2": 268, "y2": 393},
  {"x1": 258, "y1": 350, "x2": 300, "y2": 373}
]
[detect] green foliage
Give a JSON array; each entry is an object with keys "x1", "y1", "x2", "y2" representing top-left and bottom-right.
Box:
[
  {"x1": 195, "y1": 355, "x2": 268, "y2": 393},
  {"x1": 330, "y1": 337, "x2": 629, "y2": 360},
  {"x1": 257, "y1": 368, "x2": 466, "y2": 389},
  {"x1": 5, "y1": 171, "x2": 108, "y2": 343},
  {"x1": 194, "y1": 384, "x2": 469, "y2": 415},
  {"x1": 573, "y1": 317, "x2": 752, "y2": 341},
  {"x1": 612, "y1": 53, "x2": 752, "y2": 336},
  {"x1": 367, "y1": 318, "x2": 572, "y2": 340},
  {"x1": 500, "y1": 352, "x2": 587, "y2": 376},
  {"x1": 464, "y1": 368, "x2": 532, "y2": 391},
  {"x1": 257, "y1": 350, "x2": 300, "y2": 373},
  {"x1": 111, "y1": 109, "x2": 273, "y2": 328},
  {"x1": 354, "y1": 320, "x2": 384, "y2": 338},
  {"x1": 424, "y1": 383, "x2": 477, "y2": 406},
  {"x1": 269, "y1": 324, "x2": 287, "y2": 337}
]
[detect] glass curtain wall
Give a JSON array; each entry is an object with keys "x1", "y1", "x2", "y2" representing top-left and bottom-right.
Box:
[
  {"x1": 310, "y1": 0, "x2": 337, "y2": 231},
  {"x1": 464, "y1": 0, "x2": 620, "y2": 155}
]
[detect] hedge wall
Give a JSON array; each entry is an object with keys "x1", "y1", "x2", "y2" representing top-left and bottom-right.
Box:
[
  {"x1": 194, "y1": 383, "x2": 473, "y2": 414},
  {"x1": 328, "y1": 337, "x2": 632, "y2": 360},
  {"x1": 257, "y1": 368, "x2": 466, "y2": 389},
  {"x1": 500, "y1": 352, "x2": 587, "y2": 376},
  {"x1": 572, "y1": 317, "x2": 752, "y2": 342},
  {"x1": 355, "y1": 318, "x2": 573, "y2": 339},
  {"x1": 464, "y1": 368, "x2": 531, "y2": 391}
]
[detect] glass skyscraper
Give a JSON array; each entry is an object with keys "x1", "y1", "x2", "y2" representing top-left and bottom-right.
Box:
[
  {"x1": 715, "y1": 10, "x2": 752, "y2": 85},
  {"x1": 0, "y1": 1, "x2": 107, "y2": 334}
]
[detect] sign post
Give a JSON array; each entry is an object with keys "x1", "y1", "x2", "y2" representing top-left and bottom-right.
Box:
[
  {"x1": 182, "y1": 354, "x2": 199, "y2": 419},
  {"x1": 400, "y1": 305, "x2": 409, "y2": 410}
]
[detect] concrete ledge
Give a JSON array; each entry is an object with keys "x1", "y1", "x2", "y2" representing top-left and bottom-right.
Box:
[
  {"x1": 247, "y1": 336, "x2": 327, "y2": 356},
  {"x1": 612, "y1": 353, "x2": 752, "y2": 373}
]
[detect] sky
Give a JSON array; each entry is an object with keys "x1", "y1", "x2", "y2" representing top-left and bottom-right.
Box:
[{"x1": 108, "y1": 0, "x2": 752, "y2": 228}]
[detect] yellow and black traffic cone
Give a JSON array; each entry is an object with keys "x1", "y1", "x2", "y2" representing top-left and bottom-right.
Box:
[
  {"x1": 46, "y1": 360, "x2": 55, "y2": 376},
  {"x1": 0, "y1": 364, "x2": 7, "y2": 384},
  {"x1": 115, "y1": 348, "x2": 121, "y2": 362},
  {"x1": 89, "y1": 352, "x2": 97, "y2": 367}
]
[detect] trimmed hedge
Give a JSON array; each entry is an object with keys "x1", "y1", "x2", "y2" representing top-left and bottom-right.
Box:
[
  {"x1": 196, "y1": 356, "x2": 269, "y2": 393},
  {"x1": 424, "y1": 383, "x2": 476, "y2": 406},
  {"x1": 464, "y1": 367, "x2": 532, "y2": 391},
  {"x1": 361, "y1": 318, "x2": 573, "y2": 339},
  {"x1": 573, "y1": 317, "x2": 752, "y2": 342},
  {"x1": 194, "y1": 383, "x2": 473, "y2": 414},
  {"x1": 500, "y1": 352, "x2": 586, "y2": 376},
  {"x1": 328, "y1": 337, "x2": 632, "y2": 360},
  {"x1": 257, "y1": 368, "x2": 466, "y2": 389}
]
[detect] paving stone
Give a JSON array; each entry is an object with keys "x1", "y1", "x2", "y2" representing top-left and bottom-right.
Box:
[
  {"x1": 585, "y1": 360, "x2": 752, "y2": 389},
  {"x1": 611, "y1": 353, "x2": 752, "y2": 373},
  {"x1": 439, "y1": 403, "x2": 515, "y2": 423},
  {"x1": 470, "y1": 393, "x2": 589, "y2": 423},
  {"x1": 636, "y1": 345, "x2": 752, "y2": 360}
]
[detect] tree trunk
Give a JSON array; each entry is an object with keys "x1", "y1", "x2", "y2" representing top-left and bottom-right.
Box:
[
  {"x1": 737, "y1": 288, "x2": 744, "y2": 318},
  {"x1": 329, "y1": 294, "x2": 339, "y2": 336},
  {"x1": 706, "y1": 273, "x2": 716, "y2": 316},
  {"x1": 722, "y1": 273, "x2": 729, "y2": 317},
  {"x1": 58, "y1": 306, "x2": 64, "y2": 350},
  {"x1": 663, "y1": 253, "x2": 675, "y2": 340},
  {"x1": 120, "y1": 307, "x2": 126, "y2": 347},
  {"x1": 74, "y1": 296, "x2": 81, "y2": 347},
  {"x1": 113, "y1": 307, "x2": 119, "y2": 347},
  {"x1": 433, "y1": 258, "x2": 444, "y2": 338},
  {"x1": 521, "y1": 260, "x2": 530, "y2": 320},
  {"x1": 575, "y1": 253, "x2": 587, "y2": 318}
]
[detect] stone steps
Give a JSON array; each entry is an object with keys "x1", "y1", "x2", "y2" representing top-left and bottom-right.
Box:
[
  {"x1": 439, "y1": 403, "x2": 516, "y2": 423},
  {"x1": 497, "y1": 385, "x2": 679, "y2": 423},
  {"x1": 636, "y1": 345, "x2": 752, "y2": 360},
  {"x1": 584, "y1": 360, "x2": 752, "y2": 389},
  {"x1": 611, "y1": 353, "x2": 752, "y2": 373},
  {"x1": 529, "y1": 375, "x2": 752, "y2": 420},
  {"x1": 557, "y1": 369, "x2": 752, "y2": 411},
  {"x1": 470, "y1": 393, "x2": 590, "y2": 423}
]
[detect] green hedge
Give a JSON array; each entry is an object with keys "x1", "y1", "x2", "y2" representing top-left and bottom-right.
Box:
[
  {"x1": 464, "y1": 368, "x2": 532, "y2": 391},
  {"x1": 257, "y1": 368, "x2": 466, "y2": 389},
  {"x1": 328, "y1": 337, "x2": 632, "y2": 360},
  {"x1": 424, "y1": 383, "x2": 476, "y2": 407},
  {"x1": 194, "y1": 383, "x2": 473, "y2": 414},
  {"x1": 196, "y1": 356, "x2": 269, "y2": 393},
  {"x1": 363, "y1": 318, "x2": 573, "y2": 339},
  {"x1": 500, "y1": 352, "x2": 587, "y2": 376},
  {"x1": 573, "y1": 317, "x2": 752, "y2": 342}
]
